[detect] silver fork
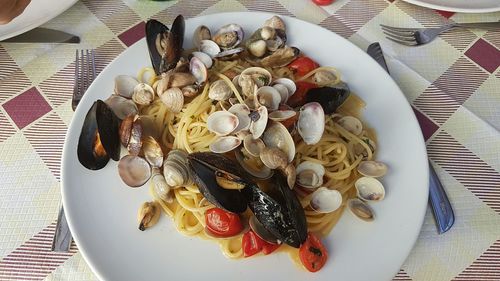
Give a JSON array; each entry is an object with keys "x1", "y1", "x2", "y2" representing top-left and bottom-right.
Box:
[
  {"x1": 52, "y1": 49, "x2": 96, "y2": 252},
  {"x1": 381, "y1": 21, "x2": 500, "y2": 46}
]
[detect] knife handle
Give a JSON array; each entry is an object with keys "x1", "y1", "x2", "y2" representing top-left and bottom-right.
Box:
[{"x1": 428, "y1": 161, "x2": 454, "y2": 234}]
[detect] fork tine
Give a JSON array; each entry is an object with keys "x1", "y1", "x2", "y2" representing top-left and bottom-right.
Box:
[
  {"x1": 380, "y1": 24, "x2": 419, "y2": 32},
  {"x1": 385, "y1": 35, "x2": 418, "y2": 46},
  {"x1": 91, "y1": 50, "x2": 96, "y2": 80},
  {"x1": 381, "y1": 26, "x2": 415, "y2": 37},
  {"x1": 382, "y1": 30, "x2": 416, "y2": 42}
]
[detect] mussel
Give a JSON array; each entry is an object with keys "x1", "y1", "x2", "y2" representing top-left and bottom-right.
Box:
[
  {"x1": 188, "y1": 152, "x2": 249, "y2": 213},
  {"x1": 243, "y1": 171, "x2": 307, "y2": 248},
  {"x1": 303, "y1": 85, "x2": 350, "y2": 114},
  {"x1": 77, "y1": 100, "x2": 121, "y2": 170},
  {"x1": 145, "y1": 15, "x2": 185, "y2": 75}
]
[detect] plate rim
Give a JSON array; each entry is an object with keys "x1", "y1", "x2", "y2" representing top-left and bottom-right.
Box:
[
  {"x1": 0, "y1": 0, "x2": 79, "y2": 41},
  {"x1": 401, "y1": 0, "x2": 500, "y2": 13},
  {"x1": 61, "y1": 11, "x2": 429, "y2": 281}
]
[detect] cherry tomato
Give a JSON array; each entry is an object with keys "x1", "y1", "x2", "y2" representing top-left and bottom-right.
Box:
[
  {"x1": 299, "y1": 233, "x2": 328, "y2": 272},
  {"x1": 205, "y1": 208, "x2": 243, "y2": 237},
  {"x1": 288, "y1": 57, "x2": 319, "y2": 77},
  {"x1": 242, "y1": 230, "x2": 264, "y2": 257},
  {"x1": 287, "y1": 81, "x2": 317, "y2": 108},
  {"x1": 262, "y1": 241, "x2": 281, "y2": 255},
  {"x1": 312, "y1": 0, "x2": 334, "y2": 5}
]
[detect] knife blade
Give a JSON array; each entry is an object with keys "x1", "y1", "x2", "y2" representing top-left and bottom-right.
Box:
[
  {"x1": 366, "y1": 42, "x2": 455, "y2": 234},
  {"x1": 2, "y1": 28, "x2": 80, "y2": 43}
]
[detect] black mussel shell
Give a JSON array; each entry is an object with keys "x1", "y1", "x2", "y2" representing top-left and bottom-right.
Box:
[
  {"x1": 305, "y1": 85, "x2": 350, "y2": 114},
  {"x1": 78, "y1": 101, "x2": 109, "y2": 170},
  {"x1": 95, "y1": 100, "x2": 121, "y2": 161},
  {"x1": 188, "y1": 152, "x2": 248, "y2": 213},
  {"x1": 145, "y1": 15, "x2": 185, "y2": 75},
  {"x1": 243, "y1": 171, "x2": 307, "y2": 248}
]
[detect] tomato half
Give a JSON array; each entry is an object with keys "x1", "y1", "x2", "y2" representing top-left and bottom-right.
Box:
[
  {"x1": 205, "y1": 208, "x2": 243, "y2": 237},
  {"x1": 288, "y1": 57, "x2": 319, "y2": 77},
  {"x1": 262, "y1": 241, "x2": 281, "y2": 255},
  {"x1": 312, "y1": 0, "x2": 335, "y2": 5},
  {"x1": 242, "y1": 230, "x2": 264, "y2": 257},
  {"x1": 299, "y1": 233, "x2": 328, "y2": 272},
  {"x1": 287, "y1": 81, "x2": 317, "y2": 108}
]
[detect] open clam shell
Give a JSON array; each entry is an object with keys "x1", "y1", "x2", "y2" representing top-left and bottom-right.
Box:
[
  {"x1": 338, "y1": 116, "x2": 363, "y2": 136},
  {"x1": 115, "y1": 75, "x2": 139, "y2": 99},
  {"x1": 212, "y1": 23, "x2": 244, "y2": 50},
  {"x1": 243, "y1": 134, "x2": 265, "y2": 157},
  {"x1": 296, "y1": 161, "x2": 325, "y2": 189},
  {"x1": 209, "y1": 79, "x2": 233, "y2": 101},
  {"x1": 228, "y1": 104, "x2": 251, "y2": 133},
  {"x1": 209, "y1": 136, "x2": 242, "y2": 154},
  {"x1": 273, "y1": 78, "x2": 296, "y2": 98},
  {"x1": 310, "y1": 187, "x2": 342, "y2": 213},
  {"x1": 239, "y1": 67, "x2": 272, "y2": 87},
  {"x1": 118, "y1": 155, "x2": 152, "y2": 187},
  {"x1": 143, "y1": 136, "x2": 163, "y2": 168},
  {"x1": 355, "y1": 177, "x2": 385, "y2": 202},
  {"x1": 272, "y1": 83, "x2": 289, "y2": 104},
  {"x1": 104, "y1": 95, "x2": 138, "y2": 120},
  {"x1": 207, "y1": 111, "x2": 239, "y2": 136},
  {"x1": 193, "y1": 25, "x2": 211, "y2": 49},
  {"x1": 189, "y1": 56, "x2": 208, "y2": 85},
  {"x1": 347, "y1": 198, "x2": 374, "y2": 222},
  {"x1": 358, "y1": 160, "x2": 388, "y2": 178},
  {"x1": 262, "y1": 121, "x2": 295, "y2": 163},
  {"x1": 259, "y1": 147, "x2": 288, "y2": 170},
  {"x1": 268, "y1": 110, "x2": 296, "y2": 121},
  {"x1": 235, "y1": 148, "x2": 273, "y2": 179},
  {"x1": 249, "y1": 105, "x2": 268, "y2": 139},
  {"x1": 191, "y1": 51, "x2": 213, "y2": 69},
  {"x1": 199, "y1": 39, "x2": 220, "y2": 58},
  {"x1": 298, "y1": 102, "x2": 325, "y2": 145},
  {"x1": 256, "y1": 86, "x2": 281, "y2": 111},
  {"x1": 132, "y1": 83, "x2": 155, "y2": 105}
]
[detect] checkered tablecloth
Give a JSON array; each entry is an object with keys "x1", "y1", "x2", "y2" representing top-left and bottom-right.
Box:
[{"x1": 0, "y1": 0, "x2": 499, "y2": 280}]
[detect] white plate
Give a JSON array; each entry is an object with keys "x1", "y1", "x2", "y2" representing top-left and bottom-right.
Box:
[
  {"x1": 402, "y1": 0, "x2": 500, "y2": 13},
  {"x1": 62, "y1": 12, "x2": 428, "y2": 281},
  {"x1": 0, "y1": 0, "x2": 78, "y2": 41}
]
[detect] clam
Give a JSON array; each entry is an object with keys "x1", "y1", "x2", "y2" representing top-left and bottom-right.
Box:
[
  {"x1": 132, "y1": 83, "x2": 155, "y2": 105},
  {"x1": 207, "y1": 111, "x2": 239, "y2": 136},
  {"x1": 228, "y1": 104, "x2": 251, "y2": 133},
  {"x1": 310, "y1": 187, "x2": 342, "y2": 213},
  {"x1": 347, "y1": 198, "x2": 374, "y2": 222},
  {"x1": 297, "y1": 102, "x2": 325, "y2": 145},
  {"x1": 262, "y1": 121, "x2": 295, "y2": 163},
  {"x1": 239, "y1": 75, "x2": 258, "y2": 97},
  {"x1": 256, "y1": 86, "x2": 281, "y2": 111},
  {"x1": 193, "y1": 25, "x2": 211, "y2": 48},
  {"x1": 119, "y1": 114, "x2": 142, "y2": 156},
  {"x1": 199, "y1": 39, "x2": 220, "y2": 58},
  {"x1": 296, "y1": 161, "x2": 325, "y2": 189},
  {"x1": 268, "y1": 110, "x2": 296, "y2": 121},
  {"x1": 355, "y1": 177, "x2": 385, "y2": 202},
  {"x1": 159, "y1": 87, "x2": 184, "y2": 114},
  {"x1": 235, "y1": 148, "x2": 273, "y2": 179},
  {"x1": 118, "y1": 155, "x2": 152, "y2": 187},
  {"x1": 243, "y1": 134, "x2": 265, "y2": 157},
  {"x1": 259, "y1": 147, "x2": 288, "y2": 170},
  {"x1": 338, "y1": 116, "x2": 363, "y2": 135},
  {"x1": 354, "y1": 138, "x2": 377, "y2": 160},
  {"x1": 208, "y1": 80, "x2": 233, "y2": 101},
  {"x1": 189, "y1": 56, "x2": 208, "y2": 85},
  {"x1": 169, "y1": 72, "x2": 197, "y2": 89},
  {"x1": 272, "y1": 83, "x2": 289, "y2": 104},
  {"x1": 191, "y1": 51, "x2": 213, "y2": 69},
  {"x1": 104, "y1": 95, "x2": 138, "y2": 120},
  {"x1": 214, "y1": 47, "x2": 245, "y2": 60},
  {"x1": 181, "y1": 85, "x2": 199, "y2": 97},
  {"x1": 212, "y1": 24, "x2": 244, "y2": 50},
  {"x1": 209, "y1": 136, "x2": 242, "y2": 154},
  {"x1": 273, "y1": 78, "x2": 296, "y2": 98},
  {"x1": 264, "y1": 16, "x2": 286, "y2": 31},
  {"x1": 163, "y1": 150, "x2": 191, "y2": 187},
  {"x1": 313, "y1": 70, "x2": 338, "y2": 86},
  {"x1": 143, "y1": 136, "x2": 163, "y2": 168},
  {"x1": 358, "y1": 161, "x2": 388, "y2": 178},
  {"x1": 248, "y1": 39, "x2": 267, "y2": 58},
  {"x1": 239, "y1": 67, "x2": 272, "y2": 87},
  {"x1": 151, "y1": 167, "x2": 173, "y2": 203},
  {"x1": 260, "y1": 46, "x2": 299, "y2": 68},
  {"x1": 249, "y1": 105, "x2": 268, "y2": 139},
  {"x1": 115, "y1": 75, "x2": 139, "y2": 99}
]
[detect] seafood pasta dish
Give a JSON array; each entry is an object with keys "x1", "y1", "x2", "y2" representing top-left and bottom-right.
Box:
[{"x1": 76, "y1": 14, "x2": 389, "y2": 273}]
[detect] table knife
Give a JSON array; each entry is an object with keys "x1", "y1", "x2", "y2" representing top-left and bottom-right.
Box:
[
  {"x1": 366, "y1": 42, "x2": 455, "y2": 234},
  {"x1": 2, "y1": 28, "x2": 80, "y2": 43}
]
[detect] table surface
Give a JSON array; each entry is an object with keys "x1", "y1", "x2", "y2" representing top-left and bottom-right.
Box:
[{"x1": 0, "y1": 0, "x2": 499, "y2": 280}]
